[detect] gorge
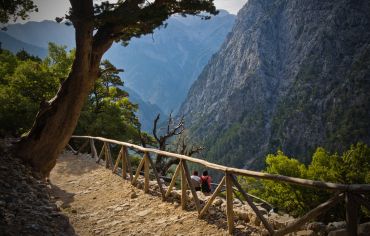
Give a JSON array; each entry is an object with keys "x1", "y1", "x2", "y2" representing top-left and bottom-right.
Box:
[{"x1": 180, "y1": 0, "x2": 370, "y2": 169}]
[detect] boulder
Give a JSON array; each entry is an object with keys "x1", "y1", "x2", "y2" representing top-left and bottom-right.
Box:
[
  {"x1": 326, "y1": 221, "x2": 346, "y2": 232},
  {"x1": 248, "y1": 213, "x2": 261, "y2": 226},
  {"x1": 268, "y1": 213, "x2": 294, "y2": 230},
  {"x1": 307, "y1": 222, "x2": 326, "y2": 234},
  {"x1": 257, "y1": 205, "x2": 268, "y2": 215},
  {"x1": 136, "y1": 182, "x2": 143, "y2": 189},
  {"x1": 233, "y1": 198, "x2": 242, "y2": 206},
  {"x1": 234, "y1": 209, "x2": 249, "y2": 222},
  {"x1": 213, "y1": 198, "x2": 224, "y2": 207},
  {"x1": 208, "y1": 208, "x2": 216, "y2": 216},
  {"x1": 171, "y1": 190, "x2": 181, "y2": 201},
  {"x1": 149, "y1": 180, "x2": 157, "y2": 186}
]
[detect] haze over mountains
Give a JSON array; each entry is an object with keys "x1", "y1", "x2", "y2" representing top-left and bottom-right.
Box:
[
  {"x1": 0, "y1": 32, "x2": 47, "y2": 57},
  {"x1": 1, "y1": 11, "x2": 235, "y2": 131},
  {"x1": 4, "y1": 20, "x2": 75, "y2": 49},
  {"x1": 106, "y1": 10, "x2": 235, "y2": 114},
  {"x1": 181, "y1": 0, "x2": 370, "y2": 169}
]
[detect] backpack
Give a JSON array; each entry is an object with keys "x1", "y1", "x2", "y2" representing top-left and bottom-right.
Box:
[{"x1": 201, "y1": 176, "x2": 211, "y2": 193}]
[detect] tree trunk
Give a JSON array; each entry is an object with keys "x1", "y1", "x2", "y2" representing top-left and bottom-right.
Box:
[{"x1": 14, "y1": 0, "x2": 107, "y2": 177}]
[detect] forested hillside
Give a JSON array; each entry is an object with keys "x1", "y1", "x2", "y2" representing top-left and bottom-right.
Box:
[
  {"x1": 181, "y1": 0, "x2": 370, "y2": 169},
  {"x1": 0, "y1": 45, "x2": 145, "y2": 143}
]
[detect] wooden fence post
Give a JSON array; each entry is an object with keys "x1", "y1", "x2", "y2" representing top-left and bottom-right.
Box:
[
  {"x1": 144, "y1": 152, "x2": 150, "y2": 193},
  {"x1": 97, "y1": 143, "x2": 105, "y2": 164},
  {"x1": 181, "y1": 160, "x2": 201, "y2": 213},
  {"x1": 90, "y1": 138, "x2": 98, "y2": 159},
  {"x1": 199, "y1": 176, "x2": 226, "y2": 218},
  {"x1": 125, "y1": 148, "x2": 133, "y2": 181},
  {"x1": 346, "y1": 192, "x2": 359, "y2": 236},
  {"x1": 76, "y1": 139, "x2": 89, "y2": 155},
  {"x1": 112, "y1": 147, "x2": 122, "y2": 174},
  {"x1": 66, "y1": 144, "x2": 77, "y2": 154},
  {"x1": 274, "y1": 193, "x2": 344, "y2": 236},
  {"x1": 225, "y1": 173, "x2": 234, "y2": 235},
  {"x1": 104, "y1": 142, "x2": 111, "y2": 169},
  {"x1": 165, "y1": 163, "x2": 181, "y2": 198},
  {"x1": 146, "y1": 154, "x2": 166, "y2": 200},
  {"x1": 132, "y1": 156, "x2": 145, "y2": 185},
  {"x1": 231, "y1": 174, "x2": 275, "y2": 235},
  {"x1": 107, "y1": 143, "x2": 114, "y2": 168},
  {"x1": 181, "y1": 160, "x2": 187, "y2": 210},
  {"x1": 121, "y1": 147, "x2": 127, "y2": 179}
]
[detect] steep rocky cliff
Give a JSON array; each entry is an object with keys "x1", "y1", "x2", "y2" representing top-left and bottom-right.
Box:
[{"x1": 180, "y1": 0, "x2": 370, "y2": 169}]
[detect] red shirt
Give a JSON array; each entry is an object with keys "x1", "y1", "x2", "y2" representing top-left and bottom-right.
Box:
[{"x1": 200, "y1": 175, "x2": 211, "y2": 189}]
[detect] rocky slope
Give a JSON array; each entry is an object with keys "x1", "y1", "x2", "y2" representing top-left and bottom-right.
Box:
[
  {"x1": 0, "y1": 139, "x2": 75, "y2": 235},
  {"x1": 180, "y1": 0, "x2": 370, "y2": 169}
]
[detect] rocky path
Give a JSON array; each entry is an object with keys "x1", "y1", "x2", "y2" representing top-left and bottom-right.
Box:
[{"x1": 50, "y1": 152, "x2": 234, "y2": 236}]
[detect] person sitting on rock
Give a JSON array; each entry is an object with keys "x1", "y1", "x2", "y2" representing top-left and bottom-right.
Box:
[
  {"x1": 200, "y1": 170, "x2": 212, "y2": 194},
  {"x1": 190, "y1": 170, "x2": 201, "y2": 191}
]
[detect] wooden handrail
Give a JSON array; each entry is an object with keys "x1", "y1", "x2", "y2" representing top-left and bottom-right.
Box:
[
  {"x1": 70, "y1": 135, "x2": 370, "y2": 235},
  {"x1": 72, "y1": 135, "x2": 370, "y2": 192}
]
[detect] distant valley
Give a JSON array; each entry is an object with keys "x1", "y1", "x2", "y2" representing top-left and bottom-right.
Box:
[{"x1": 1, "y1": 11, "x2": 235, "y2": 132}]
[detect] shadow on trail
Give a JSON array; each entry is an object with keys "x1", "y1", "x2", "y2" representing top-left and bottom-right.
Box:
[
  {"x1": 50, "y1": 183, "x2": 76, "y2": 209},
  {"x1": 55, "y1": 152, "x2": 100, "y2": 176}
]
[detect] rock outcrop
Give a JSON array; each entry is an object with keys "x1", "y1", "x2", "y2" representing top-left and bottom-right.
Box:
[{"x1": 180, "y1": 0, "x2": 370, "y2": 169}]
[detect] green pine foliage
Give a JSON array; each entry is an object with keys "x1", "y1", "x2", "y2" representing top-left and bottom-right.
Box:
[
  {"x1": 75, "y1": 58, "x2": 142, "y2": 143},
  {"x1": 0, "y1": 45, "x2": 147, "y2": 144},
  {"x1": 241, "y1": 143, "x2": 370, "y2": 221},
  {"x1": 0, "y1": 49, "x2": 58, "y2": 135},
  {"x1": 0, "y1": 0, "x2": 38, "y2": 23}
]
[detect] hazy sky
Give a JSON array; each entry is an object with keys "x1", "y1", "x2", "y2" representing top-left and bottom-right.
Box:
[{"x1": 26, "y1": 0, "x2": 248, "y2": 22}]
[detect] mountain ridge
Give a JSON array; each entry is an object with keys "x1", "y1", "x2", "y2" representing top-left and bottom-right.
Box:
[
  {"x1": 3, "y1": 12, "x2": 235, "y2": 130},
  {"x1": 0, "y1": 31, "x2": 47, "y2": 57},
  {"x1": 180, "y1": 0, "x2": 370, "y2": 169}
]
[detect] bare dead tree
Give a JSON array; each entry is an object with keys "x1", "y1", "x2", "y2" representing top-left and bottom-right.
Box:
[
  {"x1": 175, "y1": 132, "x2": 204, "y2": 156},
  {"x1": 152, "y1": 113, "x2": 184, "y2": 175},
  {"x1": 153, "y1": 113, "x2": 184, "y2": 149},
  {"x1": 160, "y1": 132, "x2": 204, "y2": 175},
  {"x1": 152, "y1": 113, "x2": 204, "y2": 175}
]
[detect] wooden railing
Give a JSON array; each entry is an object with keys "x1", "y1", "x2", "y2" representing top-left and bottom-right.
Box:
[{"x1": 69, "y1": 135, "x2": 370, "y2": 235}]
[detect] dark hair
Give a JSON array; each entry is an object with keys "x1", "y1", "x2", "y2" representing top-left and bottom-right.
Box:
[
  {"x1": 193, "y1": 170, "x2": 198, "y2": 176},
  {"x1": 203, "y1": 170, "x2": 208, "y2": 176}
]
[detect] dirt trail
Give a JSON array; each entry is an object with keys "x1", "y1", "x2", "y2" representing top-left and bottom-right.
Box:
[{"x1": 50, "y1": 152, "x2": 230, "y2": 236}]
